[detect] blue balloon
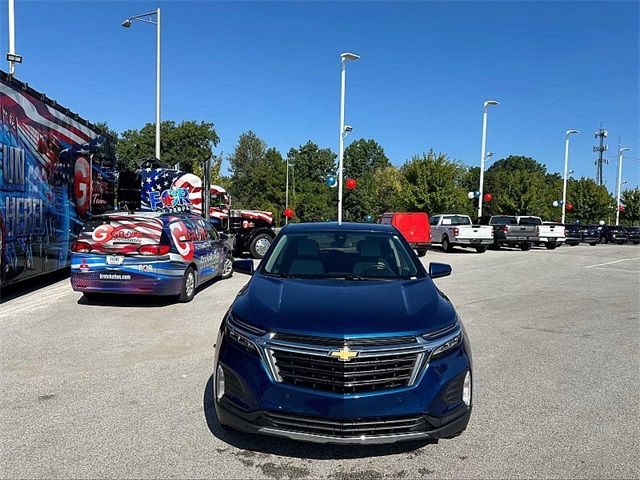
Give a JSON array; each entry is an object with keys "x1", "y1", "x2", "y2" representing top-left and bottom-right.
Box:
[
  {"x1": 474, "y1": 191, "x2": 480, "y2": 198},
  {"x1": 365, "y1": 214, "x2": 373, "y2": 223},
  {"x1": 326, "y1": 175, "x2": 337, "y2": 187}
]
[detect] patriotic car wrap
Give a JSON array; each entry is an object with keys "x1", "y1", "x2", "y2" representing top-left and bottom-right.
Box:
[{"x1": 70, "y1": 212, "x2": 229, "y2": 297}]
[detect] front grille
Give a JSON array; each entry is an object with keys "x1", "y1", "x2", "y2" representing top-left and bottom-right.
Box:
[
  {"x1": 272, "y1": 333, "x2": 417, "y2": 347},
  {"x1": 263, "y1": 411, "x2": 426, "y2": 438},
  {"x1": 271, "y1": 348, "x2": 421, "y2": 394}
]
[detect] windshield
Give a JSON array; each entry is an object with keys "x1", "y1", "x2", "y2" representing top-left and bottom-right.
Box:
[
  {"x1": 441, "y1": 215, "x2": 471, "y2": 226},
  {"x1": 262, "y1": 231, "x2": 424, "y2": 279}
]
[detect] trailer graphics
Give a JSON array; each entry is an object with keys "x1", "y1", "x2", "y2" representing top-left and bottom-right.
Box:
[{"x1": 0, "y1": 71, "x2": 116, "y2": 286}]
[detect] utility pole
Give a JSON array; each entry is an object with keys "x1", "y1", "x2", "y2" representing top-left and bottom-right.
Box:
[{"x1": 593, "y1": 124, "x2": 608, "y2": 186}]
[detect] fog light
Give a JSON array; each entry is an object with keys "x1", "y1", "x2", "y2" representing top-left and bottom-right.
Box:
[
  {"x1": 216, "y1": 364, "x2": 225, "y2": 400},
  {"x1": 462, "y1": 371, "x2": 472, "y2": 406}
]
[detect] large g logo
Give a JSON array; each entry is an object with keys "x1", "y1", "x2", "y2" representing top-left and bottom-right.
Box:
[
  {"x1": 74, "y1": 157, "x2": 91, "y2": 216},
  {"x1": 169, "y1": 221, "x2": 194, "y2": 261},
  {"x1": 92, "y1": 224, "x2": 113, "y2": 243}
]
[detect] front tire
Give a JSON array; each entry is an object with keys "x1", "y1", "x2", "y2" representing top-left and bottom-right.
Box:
[
  {"x1": 417, "y1": 249, "x2": 427, "y2": 257},
  {"x1": 221, "y1": 253, "x2": 234, "y2": 279},
  {"x1": 475, "y1": 246, "x2": 487, "y2": 253},
  {"x1": 520, "y1": 242, "x2": 532, "y2": 251},
  {"x1": 179, "y1": 267, "x2": 197, "y2": 303},
  {"x1": 590, "y1": 242, "x2": 597, "y2": 246},
  {"x1": 249, "y1": 233, "x2": 273, "y2": 259}
]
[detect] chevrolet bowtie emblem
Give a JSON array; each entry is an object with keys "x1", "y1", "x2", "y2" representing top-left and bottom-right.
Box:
[{"x1": 329, "y1": 346, "x2": 359, "y2": 362}]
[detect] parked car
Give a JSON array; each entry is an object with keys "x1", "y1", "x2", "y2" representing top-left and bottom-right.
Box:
[
  {"x1": 214, "y1": 222, "x2": 473, "y2": 444},
  {"x1": 487, "y1": 215, "x2": 540, "y2": 251},
  {"x1": 536, "y1": 221, "x2": 566, "y2": 249},
  {"x1": 379, "y1": 212, "x2": 431, "y2": 256},
  {"x1": 70, "y1": 211, "x2": 233, "y2": 302},
  {"x1": 626, "y1": 226, "x2": 640, "y2": 244},
  {"x1": 580, "y1": 225, "x2": 600, "y2": 246},
  {"x1": 563, "y1": 224, "x2": 582, "y2": 246},
  {"x1": 599, "y1": 225, "x2": 628, "y2": 245},
  {"x1": 429, "y1": 214, "x2": 494, "y2": 253}
]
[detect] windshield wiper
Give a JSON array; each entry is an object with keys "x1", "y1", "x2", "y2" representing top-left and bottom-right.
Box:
[{"x1": 263, "y1": 271, "x2": 297, "y2": 279}]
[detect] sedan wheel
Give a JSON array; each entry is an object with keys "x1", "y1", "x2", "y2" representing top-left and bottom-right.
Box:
[{"x1": 179, "y1": 267, "x2": 197, "y2": 303}]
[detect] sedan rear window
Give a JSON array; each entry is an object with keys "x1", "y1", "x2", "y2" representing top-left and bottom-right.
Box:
[
  {"x1": 263, "y1": 231, "x2": 423, "y2": 279},
  {"x1": 77, "y1": 215, "x2": 166, "y2": 254}
]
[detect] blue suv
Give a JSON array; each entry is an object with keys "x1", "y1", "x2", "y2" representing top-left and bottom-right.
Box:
[{"x1": 214, "y1": 222, "x2": 472, "y2": 444}]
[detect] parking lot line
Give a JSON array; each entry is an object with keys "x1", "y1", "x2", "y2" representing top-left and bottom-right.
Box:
[{"x1": 585, "y1": 256, "x2": 640, "y2": 269}]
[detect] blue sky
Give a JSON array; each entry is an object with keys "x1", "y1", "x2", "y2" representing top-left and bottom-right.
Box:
[{"x1": 2, "y1": 1, "x2": 638, "y2": 190}]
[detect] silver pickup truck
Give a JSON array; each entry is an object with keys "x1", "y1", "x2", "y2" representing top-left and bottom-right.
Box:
[
  {"x1": 430, "y1": 214, "x2": 494, "y2": 253},
  {"x1": 488, "y1": 215, "x2": 541, "y2": 251}
]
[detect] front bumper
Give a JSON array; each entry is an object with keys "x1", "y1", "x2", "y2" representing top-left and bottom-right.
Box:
[{"x1": 216, "y1": 396, "x2": 471, "y2": 444}]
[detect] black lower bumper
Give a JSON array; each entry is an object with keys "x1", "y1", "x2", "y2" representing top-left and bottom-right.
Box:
[{"x1": 215, "y1": 397, "x2": 471, "y2": 445}]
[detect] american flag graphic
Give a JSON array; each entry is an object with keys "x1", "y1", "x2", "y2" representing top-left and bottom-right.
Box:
[
  {"x1": 80, "y1": 216, "x2": 164, "y2": 255},
  {"x1": 141, "y1": 168, "x2": 203, "y2": 214}
]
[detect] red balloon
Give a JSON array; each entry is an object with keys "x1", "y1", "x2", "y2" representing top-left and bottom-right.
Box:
[
  {"x1": 619, "y1": 205, "x2": 625, "y2": 212},
  {"x1": 483, "y1": 193, "x2": 492, "y2": 202},
  {"x1": 566, "y1": 203, "x2": 573, "y2": 211},
  {"x1": 283, "y1": 208, "x2": 294, "y2": 219},
  {"x1": 346, "y1": 178, "x2": 357, "y2": 190}
]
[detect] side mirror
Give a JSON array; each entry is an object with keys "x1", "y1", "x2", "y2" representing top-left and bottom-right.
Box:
[
  {"x1": 233, "y1": 259, "x2": 254, "y2": 275},
  {"x1": 428, "y1": 262, "x2": 452, "y2": 279}
]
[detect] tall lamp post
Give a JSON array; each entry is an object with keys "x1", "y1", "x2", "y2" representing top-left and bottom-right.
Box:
[
  {"x1": 616, "y1": 147, "x2": 630, "y2": 226},
  {"x1": 122, "y1": 8, "x2": 161, "y2": 162},
  {"x1": 562, "y1": 130, "x2": 579, "y2": 224},
  {"x1": 338, "y1": 52, "x2": 359, "y2": 224},
  {"x1": 285, "y1": 157, "x2": 290, "y2": 225},
  {"x1": 478, "y1": 100, "x2": 499, "y2": 219}
]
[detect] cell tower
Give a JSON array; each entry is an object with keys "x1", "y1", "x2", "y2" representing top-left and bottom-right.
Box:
[{"x1": 593, "y1": 125, "x2": 608, "y2": 186}]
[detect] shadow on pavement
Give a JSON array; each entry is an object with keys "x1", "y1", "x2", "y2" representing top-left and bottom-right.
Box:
[
  {"x1": 75, "y1": 277, "x2": 220, "y2": 308},
  {"x1": 0, "y1": 268, "x2": 70, "y2": 304},
  {"x1": 202, "y1": 375, "x2": 435, "y2": 460}
]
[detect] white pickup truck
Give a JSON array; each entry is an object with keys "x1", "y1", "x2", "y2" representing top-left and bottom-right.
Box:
[
  {"x1": 536, "y1": 220, "x2": 567, "y2": 249},
  {"x1": 430, "y1": 214, "x2": 494, "y2": 253}
]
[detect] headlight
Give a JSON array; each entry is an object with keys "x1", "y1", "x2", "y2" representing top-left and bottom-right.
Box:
[
  {"x1": 224, "y1": 311, "x2": 263, "y2": 354},
  {"x1": 424, "y1": 320, "x2": 463, "y2": 360}
]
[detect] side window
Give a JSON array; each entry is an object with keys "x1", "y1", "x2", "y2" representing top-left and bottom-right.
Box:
[
  {"x1": 205, "y1": 221, "x2": 219, "y2": 241},
  {"x1": 430, "y1": 216, "x2": 439, "y2": 226},
  {"x1": 381, "y1": 216, "x2": 391, "y2": 225}
]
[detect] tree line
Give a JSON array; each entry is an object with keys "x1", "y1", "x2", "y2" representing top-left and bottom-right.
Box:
[{"x1": 109, "y1": 121, "x2": 640, "y2": 227}]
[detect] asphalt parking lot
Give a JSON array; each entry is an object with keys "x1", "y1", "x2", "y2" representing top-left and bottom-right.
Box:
[{"x1": 1, "y1": 244, "x2": 638, "y2": 479}]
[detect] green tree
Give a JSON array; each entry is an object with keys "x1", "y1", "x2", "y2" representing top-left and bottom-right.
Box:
[
  {"x1": 343, "y1": 139, "x2": 392, "y2": 221},
  {"x1": 399, "y1": 151, "x2": 471, "y2": 215},
  {"x1": 287, "y1": 142, "x2": 336, "y2": 222},
  {"x1": 227, "y1": 131, "x2": 268, "y2": 207},
  {"x1": 116, "y1": 120, "x2": 219, "y2": 173},
  {"x1": 565, "y1": 177, "x2": 615, "y2": 224},
  {"x1": 620, "y1": 187, "x2": 640, "y2": 225}
]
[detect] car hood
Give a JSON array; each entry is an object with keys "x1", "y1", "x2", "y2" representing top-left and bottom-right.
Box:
[{"x1": 231, "y1": 274, "x2": 457, "y2": 338}]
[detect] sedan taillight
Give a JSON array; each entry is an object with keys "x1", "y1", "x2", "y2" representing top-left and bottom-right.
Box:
[
  {"x1": 138, "y1": 244, "x2": 170, "y2": 256},
  {"x1": 72, "y1": 241, "x2": 92, "y2": 253}
]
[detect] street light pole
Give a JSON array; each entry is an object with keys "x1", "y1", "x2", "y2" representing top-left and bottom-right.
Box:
[
  {"x1": 562, "y1": 130, "x2": 579, "y2": 224},
  {"x1": 122, "y1": 8, "x2": 161, "y2": 161},
  {"x1": 338, "y1": 52, "x2": 359, "y2": 224},
  {"x1": 478, "y1": 100, "x2": 499, "y2": 220},
  {"x1": 616, "y1": 147, "x2": 630, "y2": 226},
  {"x1": 7, "y1": 0, "x2": 16, "y2": 76},
  {"x1": 285, "y1": 157, "x2": 289, "y2": 225}
]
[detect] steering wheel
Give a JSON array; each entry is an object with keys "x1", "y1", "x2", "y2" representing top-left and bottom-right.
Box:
[{"x1": 359, "y1": 263, "x2": 395, "y2": 277}]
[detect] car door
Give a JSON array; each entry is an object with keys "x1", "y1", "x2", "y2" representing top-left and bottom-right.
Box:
[
  {"x1": 205, "y1": 220, "x2": 226, "y2": 275},
  {"x1": 429, "y1": 215, "x2": 441, "y2": 243},
  {"x1": 183, "y1": 217, "x2": 217, "y2": 282}
]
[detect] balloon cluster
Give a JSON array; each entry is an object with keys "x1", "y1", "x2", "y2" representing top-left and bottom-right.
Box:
[
  {"x1": 552, "y1": 200, "x2": 573, "y2": 211},
  {"x1": 467, "y1": 191, "x2": 492, "y2": 202}
]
